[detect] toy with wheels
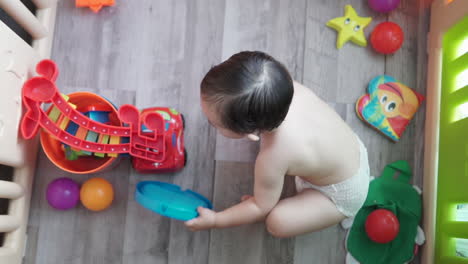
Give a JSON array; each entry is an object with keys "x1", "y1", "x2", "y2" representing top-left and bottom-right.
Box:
[
  {"x1": 341, "y1": 161, "x2": 425, "y2": 264},
  {"x1": 20, "y1": 59, "x2": 186, "y2": 174},
  {"x1": 132, "y1": 107, "x2": 186, "y2": 173}
]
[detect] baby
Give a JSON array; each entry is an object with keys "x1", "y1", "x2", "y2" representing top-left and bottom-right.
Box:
[{"x1": 185, "y1": 51, "x2": 370, "y2": 237}]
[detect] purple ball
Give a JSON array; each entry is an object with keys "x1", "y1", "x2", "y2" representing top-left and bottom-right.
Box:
[
  {"x1": 368, "y1": 0, "x2": 400, "y2": 13},
  {"x1": 46, "y1": 178, "x2": 80, "y2": 210}
]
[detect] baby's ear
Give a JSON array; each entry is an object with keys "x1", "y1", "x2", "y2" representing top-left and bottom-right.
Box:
[{"x1": 247, "y1": 133, "x2": 260, "y2": 141}]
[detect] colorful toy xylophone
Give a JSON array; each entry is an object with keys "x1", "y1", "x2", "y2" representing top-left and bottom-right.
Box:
[{"x1": 21, "y1": 60, "x2": 167, "y2": 163}]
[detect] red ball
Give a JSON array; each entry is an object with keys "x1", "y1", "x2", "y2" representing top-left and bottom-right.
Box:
[
  {"x1": 365, "y1": 209, "x2": 400, "y2": 243},
  {"x1": 370, "y1": 22, "x2": 404, "y2": 54}
]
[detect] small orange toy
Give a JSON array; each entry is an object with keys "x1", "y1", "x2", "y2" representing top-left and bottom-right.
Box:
[
  {"x1": 80, "y1": 178, "x2": 114, "y2": 211},
  {"x1": 76, "y1": 0, "x2": 114, "y2": 13}
]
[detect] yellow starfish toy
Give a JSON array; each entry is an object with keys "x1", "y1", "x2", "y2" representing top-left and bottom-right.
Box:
[{"x1": 326, "y1": 5, "x2": 372, "y2": 49}]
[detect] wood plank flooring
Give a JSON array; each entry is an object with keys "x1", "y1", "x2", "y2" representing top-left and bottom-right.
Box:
[{"x1": 24, "y1": 0, "x2": 429, "y2": 263}]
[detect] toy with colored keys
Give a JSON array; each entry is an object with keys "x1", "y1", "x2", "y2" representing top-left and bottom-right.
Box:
[
  {"x1": 61, "y1": 105, "x2": 114, "y2": 160},
  {"x1": 40, "y1": 91, "x2": 126, "y2": 174},
  {"x1": 21, "y1": 60, "x2": 185, "y2": 172}
]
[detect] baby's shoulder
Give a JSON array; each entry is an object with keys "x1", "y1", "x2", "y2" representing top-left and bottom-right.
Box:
[
  {"x1": 259, "y1": 131, "x2": 302, "y2": 162},
  {"x1": 254, "y1": 145, "x2": 289, "y2": 178}
]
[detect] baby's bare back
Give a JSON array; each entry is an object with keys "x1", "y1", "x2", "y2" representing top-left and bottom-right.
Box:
[{"x1": 261, "y1": 82, "x2": 361, "y2": 186}]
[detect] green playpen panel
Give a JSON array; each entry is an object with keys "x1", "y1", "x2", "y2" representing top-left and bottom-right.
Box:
[{"x1": 436, "y1": 16, "x2": 468, "y2": 264}]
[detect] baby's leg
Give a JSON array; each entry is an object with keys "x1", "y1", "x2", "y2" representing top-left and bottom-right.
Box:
[{"x1": 265, "y1": 189, "x2": 346, "y2": 238}]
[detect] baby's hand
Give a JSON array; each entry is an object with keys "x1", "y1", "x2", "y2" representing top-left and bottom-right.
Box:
[
  {"x1": 185, "y1": 207, "x2": 216, "y2": 231},
  {"x1": 241, "y1": 195, "x2": 253, "y2": 201}
]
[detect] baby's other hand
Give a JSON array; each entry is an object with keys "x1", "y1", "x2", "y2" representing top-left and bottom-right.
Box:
[
  {"x1": 241, "y1": 195, "x2": 253, "y2": 201},
  {"x1": 185, "y1": 207, "x2": 216, "y2": 231}
]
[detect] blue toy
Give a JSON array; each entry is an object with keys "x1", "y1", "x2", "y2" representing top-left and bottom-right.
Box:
[{"x1": 135, "y1": 181, "x2": 212, "y2": 221}]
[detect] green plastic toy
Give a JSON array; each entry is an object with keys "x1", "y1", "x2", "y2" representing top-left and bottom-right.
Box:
[{"x1": 342, "y1": 160, "x2": 425, "y2": 264}]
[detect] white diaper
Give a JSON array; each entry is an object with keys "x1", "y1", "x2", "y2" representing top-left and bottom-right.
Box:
[{"x1": 295, "y1": 137, "x2": 370, "y2": 217}]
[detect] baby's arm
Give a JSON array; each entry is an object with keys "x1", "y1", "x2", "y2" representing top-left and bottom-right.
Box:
[
  {"x1": 214, "y1": 152, "x2": 287, "y2": 227},
  {"x1": 186, "y1": 150, "x2": 287, "y2": 230}
]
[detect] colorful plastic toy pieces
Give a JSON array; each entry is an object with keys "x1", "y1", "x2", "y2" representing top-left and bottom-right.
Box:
[
  {"x1": 356, "y1": 75, "x2": 424, "y2": 141},
  {"x1": 76, "y1": 0, "x2": 114, "y2": 13},
  {"x1": 21, "y1": 60, "x2": 168, "y2": 163},
  {"x1": 326, "y1": 5, "x2": 372, "y2": 49}
]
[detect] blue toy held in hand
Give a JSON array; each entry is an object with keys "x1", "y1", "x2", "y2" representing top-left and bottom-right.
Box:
[{"x1": 135, "y1": 181, "x2": 212, "y2": 221}]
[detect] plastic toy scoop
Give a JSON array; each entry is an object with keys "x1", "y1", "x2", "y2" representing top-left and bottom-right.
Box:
[
  {"x1": 23, "y1": 77, "x2": 56, "y2": 102},
  {"x1": 135, "y1": 181, "x2": 212, "y2": 221},
  {"x1": 36, "y1": 59, "x2": 58, "y2": 81},
  {"x1": 21, "y1": 59, "x2": 59, "y2": 139},
  {"x1": 119, "y1": 105, "x2": 165, "y2": 134},
  {"x1": 22, "y1": 59, "x2": 59, "y2": 102},
  {"x1": 118, "y1": 104, "x2": 140, "y2": 131},
  {"x1": 143, "y1": 112, "x2": 165, "y2": 133}
]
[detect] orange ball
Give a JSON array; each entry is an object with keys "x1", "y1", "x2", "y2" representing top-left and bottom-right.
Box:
[{"x1": 80, "y1": 178, "x2": 114, "y2": 211}]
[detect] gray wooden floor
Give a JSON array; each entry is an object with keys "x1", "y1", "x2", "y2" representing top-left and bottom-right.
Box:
[{"x1": 24, "y1": 0, "x2": 429, "y2": 263}]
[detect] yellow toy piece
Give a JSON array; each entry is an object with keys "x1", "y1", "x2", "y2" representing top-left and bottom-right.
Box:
[
  {"x1": 108, "y1": 135, "x2": 120, "y2": 157},
  {"x1": 326, "y1": 5, "x2": 372, "y2": 49}
]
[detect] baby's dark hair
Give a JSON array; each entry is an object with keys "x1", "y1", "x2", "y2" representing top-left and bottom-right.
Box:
[{"x1": 201, "y1": 51, "x2": 294, "y2": 134}]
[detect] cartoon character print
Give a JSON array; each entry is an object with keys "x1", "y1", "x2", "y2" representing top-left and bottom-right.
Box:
[{"x1": 356, "y1": 75, "x2": 424, "y2": 141}]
